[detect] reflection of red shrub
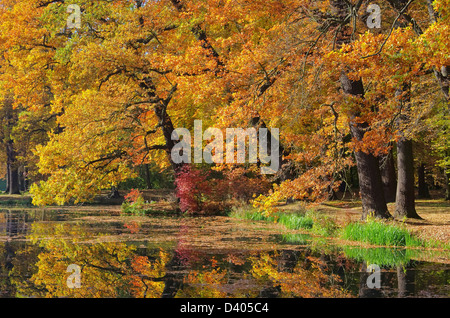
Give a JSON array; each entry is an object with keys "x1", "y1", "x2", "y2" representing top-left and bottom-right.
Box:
[
  {"x1": 124, "y1": 221, "x2": 140, "y2": 234},
  {"x1": 175, "y1": 165, "x2": 271, "y2": 215}
]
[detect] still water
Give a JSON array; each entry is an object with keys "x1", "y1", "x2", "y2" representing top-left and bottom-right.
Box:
[{"x1": 0, "y1": 208, "x2": 448, "y2": 298}]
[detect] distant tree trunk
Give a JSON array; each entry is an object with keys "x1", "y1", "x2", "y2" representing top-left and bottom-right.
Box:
[
  {"x1": 143, "y1": 164, "x2": 152, "y2": 189},
  {"x1": 5, "y1": 162, "x2": 10, "y2": 193},
  {"x1": 6, "y1": 141, "x2": 20, "y2": 195},
  {"x1": 340, "y1": 73, "x2": 390, "y2": 220},
  {"x1": 327, "y1": 187, "x2": 339, "y2": 200},
  {"x1": 23, "y1": 166, "x2": 29, "y2": 192},
  {"x1": 251, "y1": 116, "x2": 286, "y2": 180},
  {"x1": 107, "y1": 186, "x2": 121, "y2": 199},
  {"x1": 444, "y1": 169, "x2": 450, "y2": 201},
  {"x1": 380, "y1": 149, "x2": 397, "y2": 203},
  {"x1": 8, "y1": 164, "x2": 20, "y2": 195},
  {"x1": 395, "y1": 139, "x2": 421, "y2": 219},
  {"x1": 18, "y1": 166, "x2": 24, "y2": 192},
  {"x1": 417, "y1": 163, "x2": 431, "y2": 199}
]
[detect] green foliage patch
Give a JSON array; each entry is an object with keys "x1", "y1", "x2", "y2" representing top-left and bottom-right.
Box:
[{"x1": 340, "y1": 218, "x2": 423, "y2": 247}]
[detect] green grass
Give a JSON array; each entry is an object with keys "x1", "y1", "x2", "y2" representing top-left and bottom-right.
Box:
[
  {"x1": 230, "y1": 206, "x2": 448, "y2": 250},
  {"x1": 0, "y1": 197, "x2": 33, "y2": 207},
  {"x1": 278, "y1": 213, "x2": 314, "y2": 230},
  {"x1": 340, "y1": 219, "x2": 424, "y2": 247},
  {"x1": 229, "y1": 208, "x2": 270, "y2": 221},
  {"x1": 229, "y1": 207, "x2": 314, "y2": 230}
]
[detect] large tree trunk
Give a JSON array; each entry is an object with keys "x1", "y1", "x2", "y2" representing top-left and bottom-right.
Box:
[
  {"x1": 133, "y1": 8, "x2": 185, "y2": 178},
  {"x1": 139, "y1": 77, "x2": 184, "y2": 175},
  {"x1": 331, "y1": 0, "x2": 390, "y2": 220},
  {"x1": 395, "y1": 139, "x2": 421, "y2": 219},
  {"x1": 417, "y1": 163, "x2": 431, "y2": 199},
  {"x1": 394, "y1": 83, "x2": 421, "y2": 219},
  {"x1": 352, "y1": 128, "x2": 390, "y2": 219},
  {"x1": 340, "y1": 73, "x2": 390, "y2": 219},
  {"x1": 380, "y1": 149, "x2": 397, "y2": 203},
  {"x1": 153, "y1": 97, "x2": 184, "y2": 174}
]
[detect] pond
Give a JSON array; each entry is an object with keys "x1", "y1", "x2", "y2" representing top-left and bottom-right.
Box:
[{"x1": 0, "y1": 208, "x2": 448, "y2": 298}]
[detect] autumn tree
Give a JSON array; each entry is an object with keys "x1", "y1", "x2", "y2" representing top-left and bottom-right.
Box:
[
  {"x1": 0, "y1": 0, "x2": 227, "y2": 204},
  {"x1": 252, "y1": 0, "x2": 448, "y2": 219},
  {"x1": 1, "y1": 0, "x2": 448, "y2": 215}
]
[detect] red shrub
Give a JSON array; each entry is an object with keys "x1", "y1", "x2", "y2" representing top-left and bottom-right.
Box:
[
  {"x1": 175, "y1": 165, "x2": 271, "y2": 215},
  {"x1": 175, "y1": 165, "x2": 214, "y2": 214}
]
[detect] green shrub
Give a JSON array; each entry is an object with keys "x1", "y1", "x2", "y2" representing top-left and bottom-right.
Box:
[{"x1": 121, "y1": 189, "x2": 146, "y2": 216}]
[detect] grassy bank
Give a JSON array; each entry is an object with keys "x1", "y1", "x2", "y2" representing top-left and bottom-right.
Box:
[
  {"x1": 229, "y1": 207, "x2": 314, "y2": 230},
  {"x1": 340, "y1": 218, "x2": 423, "y2": 247},
  {"x1": 229, "y1": 205, "x2": 449, "y2": 250}
]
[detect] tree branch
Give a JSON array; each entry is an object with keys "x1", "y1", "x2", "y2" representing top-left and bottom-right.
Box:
[{"x1": 362, "y1": 0, "x2": 415, "y2": 59}]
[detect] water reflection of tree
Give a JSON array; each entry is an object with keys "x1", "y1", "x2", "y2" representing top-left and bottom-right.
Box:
[
  {"x1": 248, "y1": 251, "x2": 353, "y2": 298},
  {"x1": 172, "y1": 249, "x2": 355, "y2": 298},
  {"x1": 6, "y1": 219, "x2": 429, "y2": 298},
  {"x1": 12, "y1": 222, "x2": 170, "y2": 298},
  {"x1": 0, "y1": 242, "x2": 16, "y2": 297},
  {"x1": 0, "y1": 210, "x2": 28, "y2": 237},
  {"x1": 342, "y1": 247, "x2": 420, "y2": 298},
  {"x1": 358, "y1": 262, "x2": 418, "y2": 298},
  {"x1": 397, "y1": 266, "x2": 415, "y2": 297}
]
